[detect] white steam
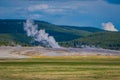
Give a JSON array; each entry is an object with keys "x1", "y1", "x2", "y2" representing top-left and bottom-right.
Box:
[
  {"x1": 24, "y1": 19, "x2": 60, "y2": 48},
  {"x1": 102, "y1": 22, "x2": 118, "y2": 31}
]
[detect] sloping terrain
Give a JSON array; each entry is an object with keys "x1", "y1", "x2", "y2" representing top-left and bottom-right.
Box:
[
  {"x1": 60, "y1": 32, "x2": 120, "y2": 50},
  {"x1": 0, "y1": 19, "x2": 103, "y2": 44},
  {"x1": 0, "y1": 19, "x2": 120, "y2": 50}
]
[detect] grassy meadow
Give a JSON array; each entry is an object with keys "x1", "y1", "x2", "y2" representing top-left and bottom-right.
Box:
[{"x1": 0, "y1": 56, "x2": 120, "y2": 80}]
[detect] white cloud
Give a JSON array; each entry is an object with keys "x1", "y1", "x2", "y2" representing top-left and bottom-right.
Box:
[
  {"x1": 29, "y1": 14, "x2": 42, "y2": 19},
  {"x1": 28, "y1": 3, "x2": 64, "y2": 14},
  {"x1": 44, "y1": 8, "x2": 64, "y2": 13},
  {"x1": 26, "y1": 1, "x2": 100, "y2": 14},
  {"x1": 28, "y1": 4, "x2": 48, "y2": 11},
  {"x1": 102, "y1": 22, "x2": 118, "y2": 31}
]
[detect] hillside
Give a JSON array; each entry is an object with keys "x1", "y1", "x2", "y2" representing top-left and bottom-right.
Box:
[
  {"x1": 0, "y1": 19, "x2": 103, "y2": 43},
  {"x1": 60, "y1": 32, "x2": 120, "y2": 50},
  {"x1": 0, "y1": 19, "x2": 120, "y2": 50}
]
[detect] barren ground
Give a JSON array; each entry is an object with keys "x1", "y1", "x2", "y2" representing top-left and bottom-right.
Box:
[{"x1": 0, "y1": 46, "x2": 120, "y2": 58}]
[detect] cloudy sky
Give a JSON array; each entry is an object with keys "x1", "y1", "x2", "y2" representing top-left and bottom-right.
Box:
[{"x1": 0, "y1": 0, "x2": 120, "y2": 30}]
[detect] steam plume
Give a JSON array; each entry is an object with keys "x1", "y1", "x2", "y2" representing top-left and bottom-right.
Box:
[
  {"x1": 102, "y1": 22, "x2": 118, "y2": 32},
  {"x1": 24, "y1": 19, "x2": 60, "y2": 48}
]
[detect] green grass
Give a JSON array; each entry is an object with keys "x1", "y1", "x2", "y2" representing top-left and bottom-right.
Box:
[{"x1": 0, "y1": 56, "x2": 120, "y2": 80}]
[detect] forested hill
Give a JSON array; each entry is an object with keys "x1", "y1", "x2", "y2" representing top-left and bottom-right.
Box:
[
  {"x1": 0, "y1": 19, "x2": 120, "y2": 50},
  {"x1": 0, "y1": 19, "x2": 103, "y2": 42},
  {"x1": 60, "y1": 32, "x2": 120, "y2": 50}
]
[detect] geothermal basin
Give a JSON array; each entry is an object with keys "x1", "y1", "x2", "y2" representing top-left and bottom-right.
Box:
[{"x1": 0, "y1": 46, "x2": 120, "y2": 58}]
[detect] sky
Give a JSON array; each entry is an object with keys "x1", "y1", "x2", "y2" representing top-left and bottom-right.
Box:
[{"x1": 0, "y1": 0, "x2": 120, "y2": 31}]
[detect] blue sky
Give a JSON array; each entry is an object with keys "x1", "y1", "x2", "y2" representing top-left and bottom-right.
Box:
[{"x1": 0, "y1": 0, "x2": 120, "y2": 30}]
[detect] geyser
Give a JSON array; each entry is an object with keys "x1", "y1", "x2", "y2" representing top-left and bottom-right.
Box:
[{"x1": 24, "y1": 19, "x2": 60, "y2": 48}]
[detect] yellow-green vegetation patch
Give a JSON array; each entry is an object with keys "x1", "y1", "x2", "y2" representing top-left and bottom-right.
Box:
[{"x1": 0, "y1": 56, "x2": 120, "y2": 80}]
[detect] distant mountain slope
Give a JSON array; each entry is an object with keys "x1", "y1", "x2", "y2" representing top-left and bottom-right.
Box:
[
  {"x1": 0, "y1": 19, "x2": 119, "y2": 50},
  {"x1": 0, "y1": 19, "x2": 103, "y2": 42},
  {"x1": 60, "y1": 32, "x2": 120, "y2": 50},
  {"x1": 0, "y1": 33, "x2": 31, "y2": 46},
  {"x1": 59, "y1": 26, "x2": 104, "y2": 32}
]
